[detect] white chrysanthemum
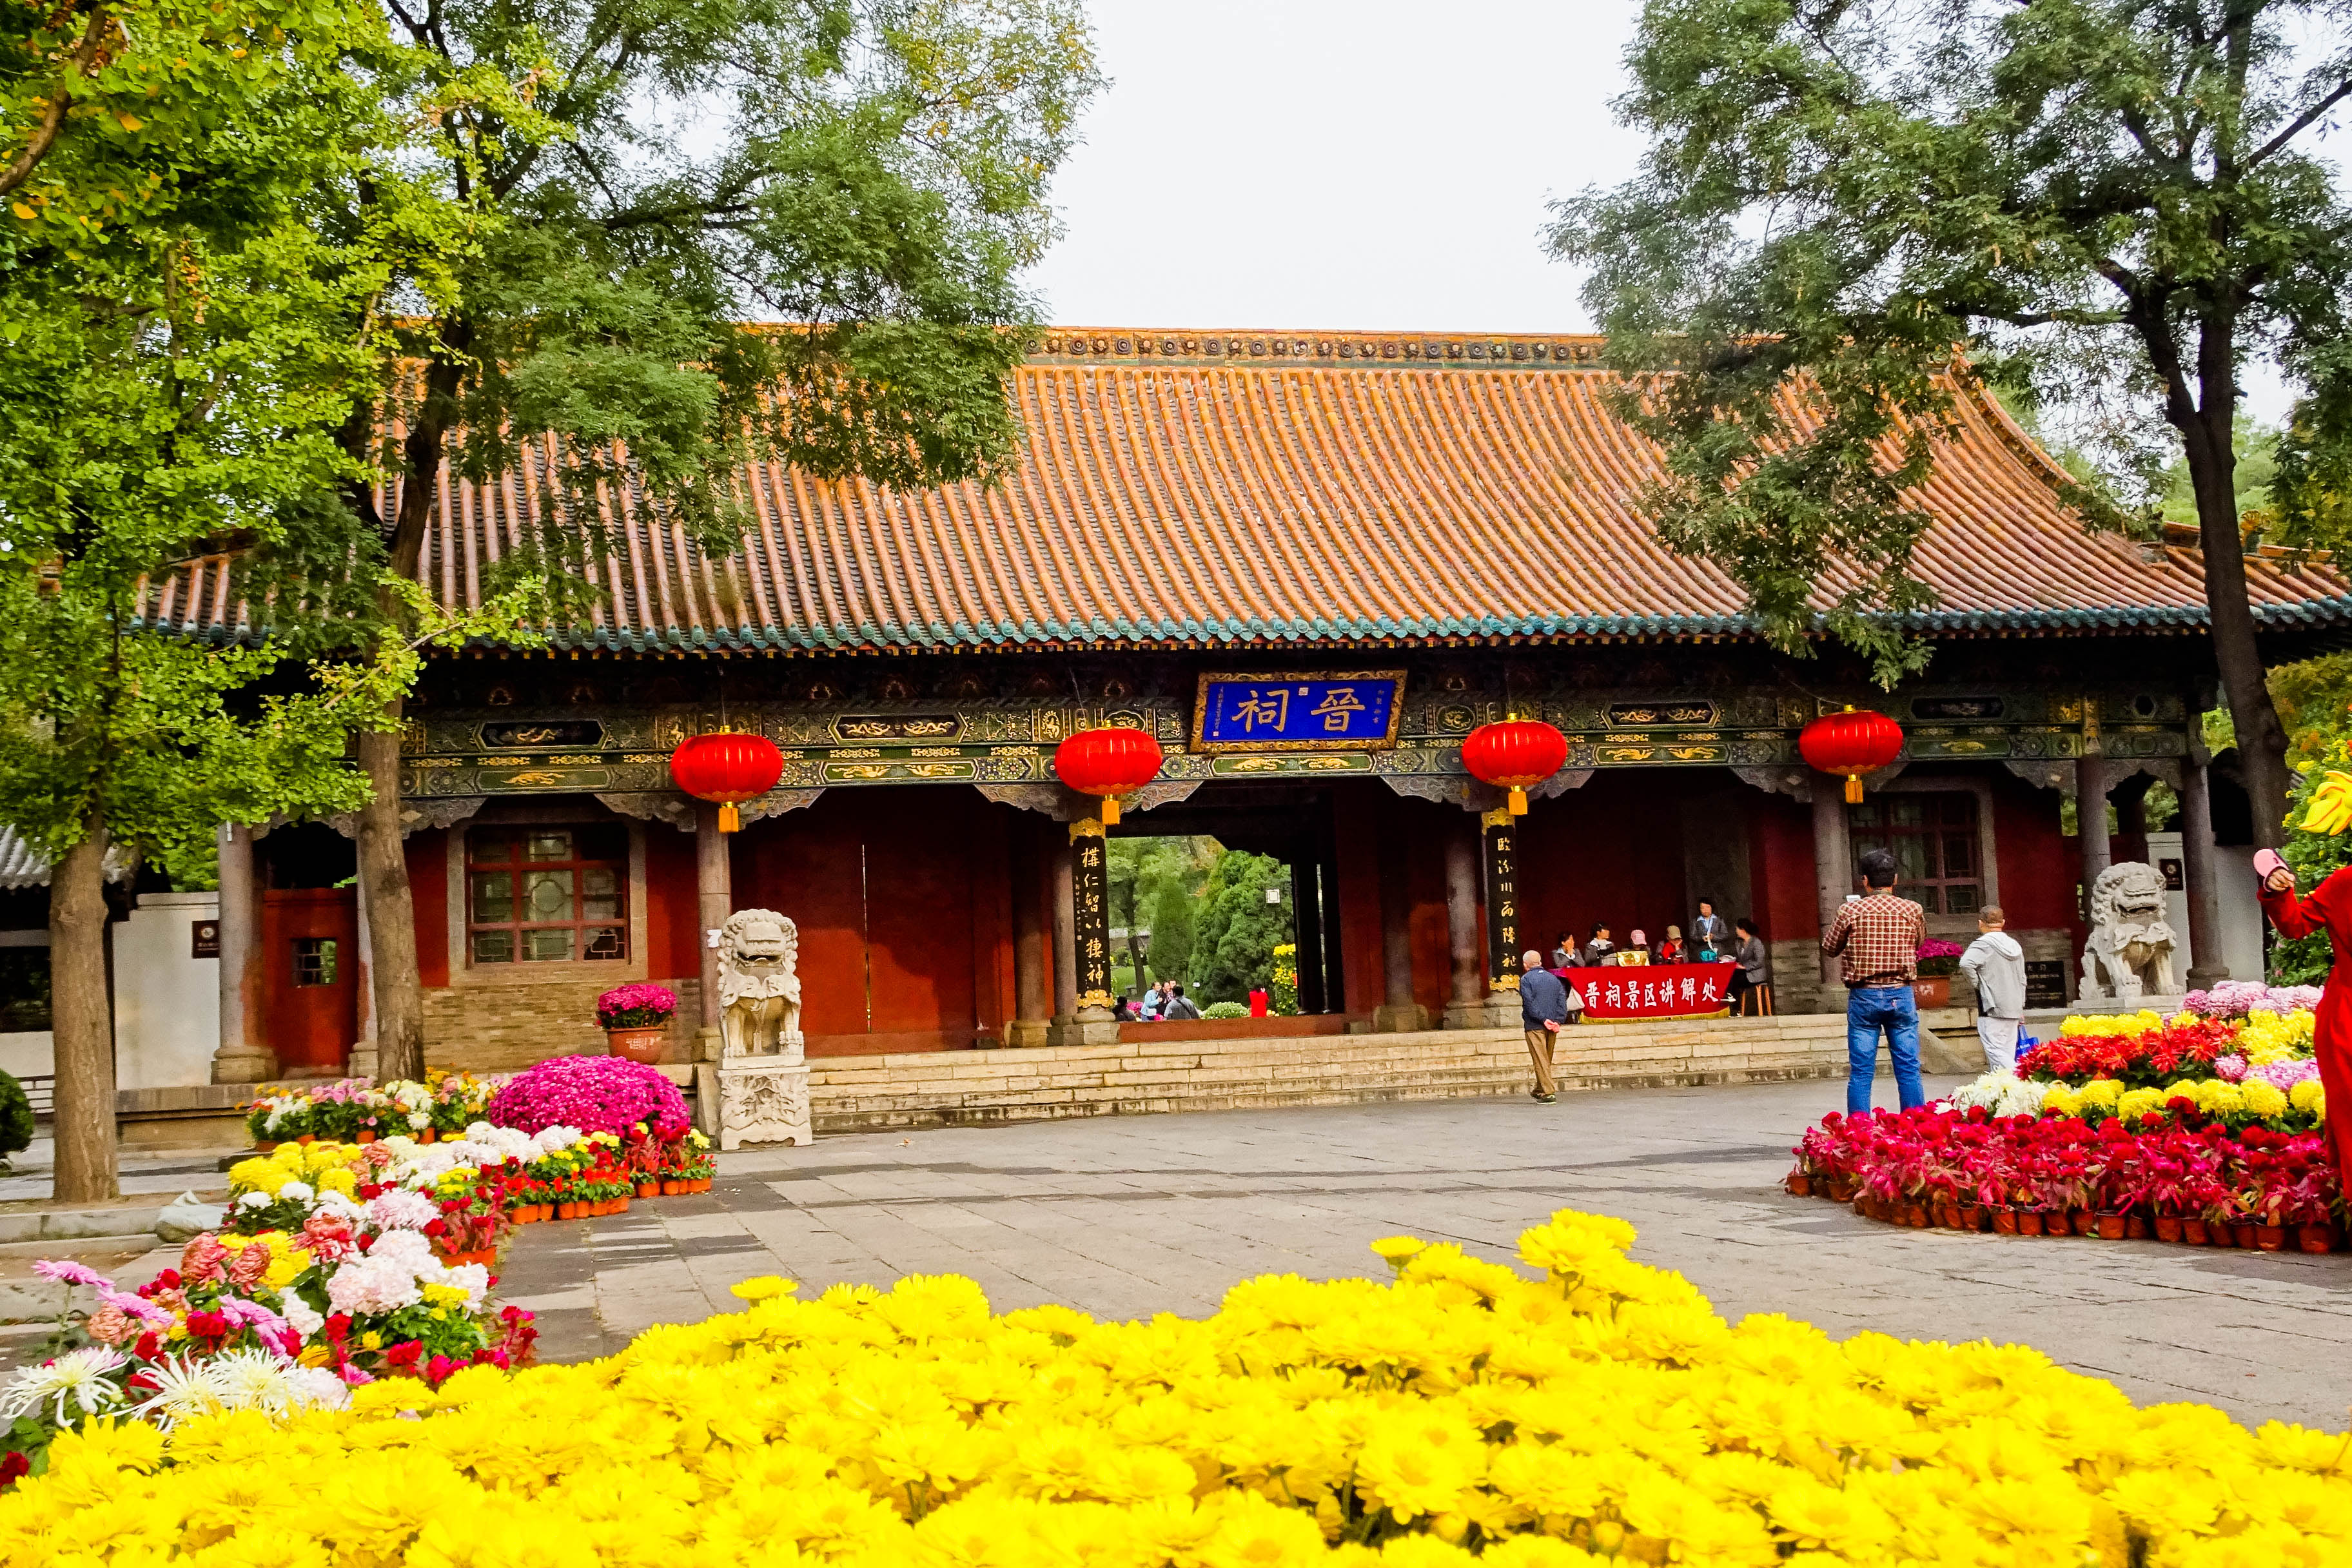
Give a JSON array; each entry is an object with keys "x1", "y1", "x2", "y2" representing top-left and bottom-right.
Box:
[
  {"x1": 1996, "y1": 1078, "x2": 2048, "y2": 1117},
  {"x1": 0, "y1": 1348, "x2": 126, "y2": 1422},
  {"x1": 277, "y1": 1181, "x2": 315, "y2": 1204},
  {"x1": 281, "y1": 1295, "x2": 325, "y2": 1338},
  {"x1": 208, "y1": 1348, "x2": 308, "y2": 1415},
  {"x1": 366, "y1": 1190, "x2": 437, "y2": 1231},
  {"x1": 284, "y1": 1364, "x2": 352, "y2": 1412},
  {"x1": 1944, "y1": 1072, "x2": 2014, "y2": 1112},
  {"x1": 130, "y1": 1356, "x2": 230, "y2": 1431},
  {"x1": 436, "y1": 1262, "x2": 489, "y2": 1303},
  {"x1": 313, "y1": 1189, "x2": 366, "y2": 1223},
  {"x1": 237, "y1": 1191, "x2": 273, "y2": 1211}
]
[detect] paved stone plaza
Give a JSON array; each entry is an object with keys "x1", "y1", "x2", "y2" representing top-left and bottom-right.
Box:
[{"x1": 500, "y1": 1075, "x2": 2352, "y2": 1431}]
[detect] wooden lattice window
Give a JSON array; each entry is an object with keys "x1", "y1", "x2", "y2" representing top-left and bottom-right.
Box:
[
  {"x1": 466, "y1": 827, "x2": 627, "y2": 965},
  {"x1": 1848, "y1": 793, "x2": 1983, "y2": 916}
]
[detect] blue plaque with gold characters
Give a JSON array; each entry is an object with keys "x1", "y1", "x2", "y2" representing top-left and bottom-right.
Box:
[{"x1": 1191, "y1": 671, "x2": 1407, "y2": 753}]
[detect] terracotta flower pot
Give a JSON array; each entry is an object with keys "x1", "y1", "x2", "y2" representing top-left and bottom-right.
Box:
[
  {"x1": 357, "y1": 1131, "x2": 377, "y2": 1144},
  {"x1": 637, "y1": 1182, "x2": 660, "y2": 1199},
  {"x1": 2017, "y1": 1210, "x2": 2044, "y2": 1237},
  {"x1": 2295, "y1": 1222, "x2": 2340, "y2": 1254},
  {"x1": 606, "y1": 1025, "x2": 671, "y2": 1066},
  {"x1": 1828, "y1": 1181, "x2": 1857, "y2": 1204},
  {"x1": 1912, "y1": 975, "x2": 1952, "y2": 1011},
  {"x1": 2125, "y1": 1213, "x2": 2150, "y2": 1240},
  {"x1": 1902, "y1": 1202, "x2": 1930, "y2": 1228},
  {"x1": 420, "y1": 1128, "x2": 437, "y2": 1144},
  {"x1": 296, "y1": 1134, "x2": 315, "y2": 1145},
  {"x1": 2153, "y1": 1215, "x2": 2183, "y2": 1244},
  {"x1": 1992, "y1": 1208, "x2": 2019, "y2": 1235},
  {"x1": 1787, "y1": 1173, "x2": 1812, "y2": 1197},
  {"x1": 2183, "y1": 1218, "x2": 2210, "y2": 1245},
  {"x1": 2255, "y1": 1224, "x2": 2287, "y2": 1252},
  {"x1": 557, "y1": 1202, "x2": 578, "y2": 1220},
  {"x1": 1933, "y1": 1204, "x2": 1961, "y2": 1230},
  {"x1": 2072, "y1": 1211, "x2": 2097, "y2": 1237},
  {"x1": 2232, "y1": 1221, "x2": 2258, "y2": 1249},
  {"x1": 2094, "y1": 1212, "x2": 2126, "y2": 1240}
]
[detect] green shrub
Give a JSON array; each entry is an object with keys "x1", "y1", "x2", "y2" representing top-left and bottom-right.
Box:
[
  {"x1": 1200, "y1": 1001, "x2": 1249, "y2": 1019},
  {"x1": 0, "y1": 1070, "x2": 33, "y2": 1164}
]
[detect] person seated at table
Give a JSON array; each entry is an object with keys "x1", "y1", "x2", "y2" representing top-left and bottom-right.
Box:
[
  {"x1": 1549, "y1": 930, "x2": 1578, "y2": 971},
  {"x1": 1578, "y1": 924, "x2": 1616, "y2": 966},
  {"x1": 1655, "y1": 925, "x2": 1685, "y2": 965},
  {"x1": 1625, "y1": 929, "x2": 1652, "y2": 965}
]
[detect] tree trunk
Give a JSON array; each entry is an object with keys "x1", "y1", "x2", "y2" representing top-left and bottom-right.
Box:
[
  {"x1": 355, "y1": 331, "x2": 467, "y2": 1086},
  {"x1": 50, "y1": 821, "x2": 116, "y2": 1202},
  {"x1": 357, "y1": 717, "x2": 426, "y2": 1082},
  {"x1": 2174, "y1": 319, "x2": 2292, "y2": 846}
]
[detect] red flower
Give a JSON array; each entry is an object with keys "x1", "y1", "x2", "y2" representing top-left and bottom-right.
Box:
[
  {"x1": 383, "y1": 1340, "x2": 424, "y2": 1372},
  {"x1": 0, "y1": 1451, "x2": 28, "y2": 1487}
]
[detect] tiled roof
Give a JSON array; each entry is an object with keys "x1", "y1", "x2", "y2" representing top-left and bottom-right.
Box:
[
  {"x1": 0, "y1": 828, "x2": 132, "y2": 890},
  {"x1": 143, "y1": 330, "x2": 2352, "y2": 650}
]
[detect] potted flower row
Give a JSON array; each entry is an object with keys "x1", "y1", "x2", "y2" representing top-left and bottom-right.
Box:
[{"x1": 1789, "y1": 1106, "x2": 2344, "y2": 1253}]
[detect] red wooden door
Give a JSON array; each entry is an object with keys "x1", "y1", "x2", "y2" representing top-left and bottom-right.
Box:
[{"x1": 260, "y1": 888, "x2": 358, "y2": 1073}]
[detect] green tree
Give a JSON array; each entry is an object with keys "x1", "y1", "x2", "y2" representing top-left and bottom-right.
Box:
[
  {"x1": 1190, "y1": 851, "x2": 1293, "y2": 1007},
  {"x1": 340, "y1": 0, "x2": 1104, "y2": 1081},
  {"x1": 0, "y1": 0, "x2": 496, "y2": 1197},
  {"x1": 1555, "y1": 0, "x2": 2352, "y2": 845},
  {"x1": 1143, "y1": 876, "x2": 1197, "y2": 987}
]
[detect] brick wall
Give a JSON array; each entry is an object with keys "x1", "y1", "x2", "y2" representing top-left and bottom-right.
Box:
[{"x1": 422, "y1": 977, "x2": 703, "y2": 1073}]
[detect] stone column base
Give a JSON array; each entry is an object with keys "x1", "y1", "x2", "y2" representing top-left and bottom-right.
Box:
[
  {"x1": 694, "y1": 1026, "x2": 723, "y2": 1063},
  {"x1": 211, "y1": 1047, "x2": 279, "y2": 1086},
  {"x1": 1005, "y1": 1018, "x2": 1052, "y2": 1048},
  {"x1": 346, "y1": 1044, "x2": 379, "y2": 1082},
  {"x1": 717, "y1": 1058, "x2": 813, "y2": 1150},
  {"x1": 1044, "y1": 1017, "x2": 1121, "y2": 1048},
  {"x1": 1371, "y1": 1003, "x2": 1431, "y2": 1033},
  {"x1": 1442, "y1": 998, "x2": 1515, "y2": 1031}
]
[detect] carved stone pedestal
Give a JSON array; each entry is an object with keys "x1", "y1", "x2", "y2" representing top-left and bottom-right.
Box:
[
  {"x1": 717, "y1": 1058, "x2": 813, "y2": 1150},
  {"x1": 1442, "y1": 998, "x2": 1515, "y2": 1031},
  {"x1": 1006, "y1": 1019, "x2": 1052, "y2": 1048},
  {"x1": 1371, "y1": 1003, "x2": 1431, "y2": 1034},
  {"x1": 1044, "y1": 1015, "x2": 1120, "y2": 1048}
]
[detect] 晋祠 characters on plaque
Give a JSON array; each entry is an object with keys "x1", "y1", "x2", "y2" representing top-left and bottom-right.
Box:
[{"x1": 1191, "y1": 671, "x2": 1407, "y2": 753}]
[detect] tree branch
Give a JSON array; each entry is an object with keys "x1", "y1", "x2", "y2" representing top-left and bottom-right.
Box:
[
  {"x1": 0, "y1": 3, "x2": 115, "y2": 199},
  {"x1": 2246, "y1": 76, "x2": 2352, "y2": 169}
]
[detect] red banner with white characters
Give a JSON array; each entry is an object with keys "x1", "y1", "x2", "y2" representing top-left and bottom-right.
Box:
[{"x1": 1562, "y1": 962, "x2": 1736, "y2": 1021}]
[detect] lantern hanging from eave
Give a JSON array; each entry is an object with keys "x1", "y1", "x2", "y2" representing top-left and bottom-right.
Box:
[
  {"x1": 1053, "y1": 727, "x2": 1164, "y2": 825},
  {"x1": 1799, "y1": 706, "x2": 1905, "y2": 803},
  {"x1": 1462, "y1": 717, "x2": 1569, "y2": 816},
  {"x1": 671, "y1": 731, "x2": 785, "y2": 832}
]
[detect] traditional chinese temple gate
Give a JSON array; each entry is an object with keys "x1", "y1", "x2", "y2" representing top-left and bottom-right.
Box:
[{"x1": 173, "y1": 326, "x2": 2347, "y2": 1085}]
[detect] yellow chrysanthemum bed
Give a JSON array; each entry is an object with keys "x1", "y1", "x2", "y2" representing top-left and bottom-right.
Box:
[{"x1": 3, "y1": 1210, "x2": 2344, "y2": 1566}]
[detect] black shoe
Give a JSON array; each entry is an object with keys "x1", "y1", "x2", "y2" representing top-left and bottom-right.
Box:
[{"x1": 1532, "y1": 1090, "x2": 1558, "y2": 1104}]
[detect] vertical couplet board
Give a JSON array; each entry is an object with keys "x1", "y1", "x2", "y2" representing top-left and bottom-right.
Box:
[
  {"x1": 1070, "y1": 820, "x2": 1115, "y2": 1012},
  {"x1": 1482, "y1": 808, "x2": 1520, "y2": 993}
]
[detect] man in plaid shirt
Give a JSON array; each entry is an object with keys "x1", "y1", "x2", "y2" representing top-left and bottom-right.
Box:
[{"x1": 1821, "y1": 847, "x2": 1926, "y2": 1115}]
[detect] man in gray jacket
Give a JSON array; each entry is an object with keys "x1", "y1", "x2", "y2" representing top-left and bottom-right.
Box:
[
  {"x1": 1518, "y1": 949, "x2": 1572, "y2": 1104},
  {"x1": 1957, "y1": 906, "x2": 2027, "y2": 1073}
]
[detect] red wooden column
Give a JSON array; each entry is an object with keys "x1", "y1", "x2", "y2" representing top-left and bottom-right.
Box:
[
  {"x1": 1010, "y1": 815, "x2": 1050, "y2": 1046},
  {"x1": 696, "y1": 799, "x2": 731, "y2": 1056}
]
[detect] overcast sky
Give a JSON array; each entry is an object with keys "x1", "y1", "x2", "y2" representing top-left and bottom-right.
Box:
[
  {"x1": 1021, "y1": 0, "x2": 1640, "y2": 334},
  {"x1": 1019, "y1": 0, "x2": 2308, "y2": 423}
]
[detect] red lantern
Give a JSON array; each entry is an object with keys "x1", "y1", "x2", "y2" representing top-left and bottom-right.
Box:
[
  {"x1": 1052, "y1": 727, "x2": 1163, "y2": 825},
  {"x1": 1462, "y1": 718, "x2": 1569, "y2": 816},
  {"x1": 670, "y1": 731, "x2": 785, "y2": 832},
  {"x1": 1799, "y1": 707, "x2": 1905, "y2": 803}
]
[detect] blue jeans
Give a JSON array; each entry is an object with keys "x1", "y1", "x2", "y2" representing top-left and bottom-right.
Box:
[{"x1": 1846, "y1": 985, "x2": 1925, "y2": 1115}]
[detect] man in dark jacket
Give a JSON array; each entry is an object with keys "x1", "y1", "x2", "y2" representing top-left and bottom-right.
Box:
[{"x1": 1518, "y1": 949, "x2": 1570, "y2": 1104}]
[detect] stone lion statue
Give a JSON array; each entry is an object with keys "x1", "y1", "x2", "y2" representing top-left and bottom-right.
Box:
[
  {"x1": 716, "y1": 908, "x2": 802, "y2": 1058},
  {"x1": 2081, "y1": 861, "x2": 2178, "y2": 1003}
]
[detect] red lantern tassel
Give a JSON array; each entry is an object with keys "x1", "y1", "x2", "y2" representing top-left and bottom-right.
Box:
[
  {"x1": 1101, "y1": 797, "x2": 1121, "y2": 826},
  {"x1": 720, "y1": 803, "x2": 742, "y2": 832},
  {"x1": 1507, "y1": 786, "x2": 1529, "y2": 816},
  {"x1": 1844, "y1": 775, "x2": 1863, "y2": 805}
]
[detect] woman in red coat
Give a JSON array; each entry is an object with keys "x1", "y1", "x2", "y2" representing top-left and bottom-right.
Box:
[{"x1": 2256, "y1": 860, "x2": 2352, "y2": 1199}]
